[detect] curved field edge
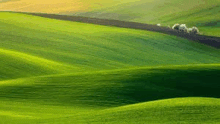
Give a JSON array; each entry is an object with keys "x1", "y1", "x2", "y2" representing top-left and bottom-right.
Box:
[
  {"x1": 0, "y1": 12, "x2": 220, "y2": 81},
  {"x1": 0, "y1": 64, "x2": 220, "y2": 107},
  {"x1": 77, "y1": 97, "x2": 220, "y2": 124},
  {"x1": 69, "y1": 97, "x2": 220, "y2": 124},
  {"x1": 19, "y1": 12, "x2": 220, "y2": 48},
  {"x1": 0, "y1": 97, "x2": 219, "y2": 124},
  {"x1": 1, "y1": 0, "x2": 219, "y2": 37},
  {"x1": 0, "y1": 48, "x2": 79, "y2": 80},
  {"x1": 72, "y1": 0, "x2": 220, "y2": 37},
  {"x1": 0, "y1": 7, "x2": 219, "y2": 124}
]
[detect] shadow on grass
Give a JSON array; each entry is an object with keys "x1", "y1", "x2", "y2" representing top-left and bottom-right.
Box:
[{"x1": 0, "y1": 67, "x2": 220, "y2": 107}]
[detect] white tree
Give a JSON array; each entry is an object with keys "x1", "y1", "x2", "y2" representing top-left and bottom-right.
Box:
[
  {"x1": 172, "y1": 24, "x2": 180, "y2": 30},
  {"x1": 179, "y1": 24, "x2": 188, "y2": 33}
]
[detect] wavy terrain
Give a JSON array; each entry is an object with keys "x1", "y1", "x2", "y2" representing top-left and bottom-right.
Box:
[
  {"x1": 0, "y1": 64, "x2": 220, "y2": 123},
  {"x1": 1, "y1": 0, "x2": 219, "y2": 36},
  {"x1": 74, "y1": 0, "x2": 220, "y2": 37},
  {"x1": 0, "y1": 12, "x2": 220, "y2": 123},
  {"x1": 24, "y1": 12, "x2": 220, "y2": 48}
]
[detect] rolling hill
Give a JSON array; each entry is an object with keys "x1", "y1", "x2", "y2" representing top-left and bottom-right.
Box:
[
  {"x1": 1, "y1": 0, "x2": 219, "y2": 36},
  {"x1": 1, "y1": 63, "x2": 220, "y2": 106},
  {"x1": 1, "y1": 97, "x2": 220, "y2": 124},
  {"x1": 74, "y1": 0, "x2": 220, "y2": 37},
  {"x1": 0, "y1": 12, "x2": 220, "y2": 123},
  {"x1": 0, "y1": 64, "x2": 220, "y2": 123},
  {"x1": 1, "y1": 12, "x2": 220, "y2": 79}
]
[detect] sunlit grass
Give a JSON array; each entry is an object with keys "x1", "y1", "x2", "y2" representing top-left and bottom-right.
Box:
[
  {"x1": 1, "y1": 12, "x2": 220, "y2": 80},
  {"x1": 74, "y1": 0, "x2": 220, "y2": 37},
  {"x1": 0, "y1": 12, "x2": 219, "y2": 124},
  {"x1": 0, "y1": 63, "x2": 220, "y2": 123}
]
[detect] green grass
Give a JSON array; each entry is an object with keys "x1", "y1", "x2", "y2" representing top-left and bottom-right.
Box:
[
  {"x1": 1, "y1": 97, "x2": 219, "y2": 124},
  {"x1": 80, "y1": 97, "x2": 220, "y2": 124},
  {"x1": 1, "y1": 0, "x2": 219, "y2": 36},
  {"x1": 1, "y1": 12, "x2": 220, "y2": 80},
  {"x1": 73, "y1": 0, "x2": 220, "y2": 37},
  {"x1": 1, "y1": 64, "x2": 220, "y2": 106},
  {"x1": 0, "y1": 12, "x2": 220, "y2": 123},
  {"x1": 0, "y1": 64, "x2": 220, "y2": 123}
]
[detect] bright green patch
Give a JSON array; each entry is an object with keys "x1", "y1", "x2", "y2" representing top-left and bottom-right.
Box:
[
  {"x1": 0, "y1": 64, "x2": 220, "y2": 123},
  {"x1": 73, "y1": 0, "x2": 220, "y2": 37},
  {"x1": 0, "y1": 12, "x2": 220, "y2": 80},
  {"x1": 0, "y1": 64, "x2": 220, "y2": 107},
  {"x1": 0, "y1": 12, "x2": 220, "y2": 124}
]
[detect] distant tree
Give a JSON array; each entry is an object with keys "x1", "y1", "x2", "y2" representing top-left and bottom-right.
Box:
[
  {"x1": 179, "y1": 24, "x2": 188, "y2": 33},
  {"x1": 157, "y1": 24, "x2": 161, "y2": 26},
  {"x1": 172, "y1": 24, "x2": 180, "y2": 30}
]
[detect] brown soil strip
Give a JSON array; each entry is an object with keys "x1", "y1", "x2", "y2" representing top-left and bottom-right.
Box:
[{"x1": 11, "y1": 12, "x2": 220, "y2": 48}]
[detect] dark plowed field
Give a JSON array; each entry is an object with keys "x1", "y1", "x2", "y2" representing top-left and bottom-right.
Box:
[{"x1": 18, "y1": 12, "x2": 220, "y2": 48}]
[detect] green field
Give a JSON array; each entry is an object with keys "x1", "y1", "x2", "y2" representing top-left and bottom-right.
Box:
[
  {"x1": 0, "y1": 12, "x2": 220, "y2": 123},
  {"x1": 73, "y1": 0, "x2": 220, "y2": 37},
  {"x1": 1, "y1": 0, "x2": 219, "y2": 36}
]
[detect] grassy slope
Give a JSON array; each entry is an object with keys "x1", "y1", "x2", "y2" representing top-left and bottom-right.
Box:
[
  {"x1": 1, "y1": 64, "x2": 220, "y2": 106},
  {"x1": 74, "y1": 0, "x2": 220, "y2": 37},
  {"x1": 0, "y1": 12, "x2": 220, "y2": 123},
  {"x1": 0, "y1": 65, "x2": 220, "y2": 123},
  {"x1": 0, "y1": 0, "x2": 140, "y2": 13},
  {"x1": 0, "y1": 12, "x2": 220, "y2": 80},
  {"x1": 79, "y1": 97, "x2": 220, "y2": 124},
  {"x1": 1, "y1": 97, "x2": 219, "y2": 124},
  {"x1": 1, "y1": 0, "x2": 219, "y2": 36}
]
